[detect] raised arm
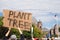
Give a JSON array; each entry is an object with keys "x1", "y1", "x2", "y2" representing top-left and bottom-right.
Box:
[
  {"x1": 5, "y1": 28, "x2": 11, "y2": 37},
  {"x1": 18, "y1": 27, "x2": 22, "y2": 34}
]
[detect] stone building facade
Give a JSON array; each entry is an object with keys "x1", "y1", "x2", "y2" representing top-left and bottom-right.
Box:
[
  {"x1": 37, "y1": 20, "x2": 42, "y2": 30},
  {"x1": 50, "y1": 24, "x2": 60, "y2": 37}
]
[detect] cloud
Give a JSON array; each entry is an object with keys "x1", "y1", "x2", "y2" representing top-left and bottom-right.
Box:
[
  {"x1": 0, "y1": 0, "x2": 60, "y2": 13},
  {"x1": 35, "y1": 16, "x2": 54, "y2": 22},
  {"x1": 0, "y1": 0, "x2": 60, "y2": 29}
]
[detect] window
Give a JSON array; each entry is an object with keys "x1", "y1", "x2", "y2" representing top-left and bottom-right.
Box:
[{"x1": 59, "y1": 28, "x2": 60, "y2": 32}]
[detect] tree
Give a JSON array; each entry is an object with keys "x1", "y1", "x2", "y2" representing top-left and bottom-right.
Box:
[
  {"x1": 59, "y1": 28, "x2": 60, "y2": 32},
  {"x1": 0, "y1": 16, "x2": 20, "y2": 38},
  {"x1": 0, "y1": 16, "x2": 8, "y2": 38},
  {"x1": 51, "y1": 34, "x2": 58, "y2": 38},
  {"x1": 0, "y1": 16, "x2": 43, "y2": 38},
  {"x1": 32, "y1": 24, "x2": 43, "y2": 38},
  {"x1": 23, "y1": 30, "x2": 31, "y2": 38},
  {"x1": 8, "y1": 28, "x2": 20, "y2": 38},
  {"x1": 0, "y1": 27, "x2": 8, "y2": 38},
  {"x1": 0, "y1": 16, "x2": 3, "y2": 26},
  {"x1": 23, "y1": 24, "x2": 43, "y2": 38}
]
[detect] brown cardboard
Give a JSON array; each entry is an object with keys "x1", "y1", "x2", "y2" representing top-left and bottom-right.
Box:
[{"x1": 3, "y1": 9, "x2": 32, "y2": 31}]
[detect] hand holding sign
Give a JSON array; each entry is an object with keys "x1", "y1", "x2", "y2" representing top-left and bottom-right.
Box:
[
  {"x1": 18, "y1": 27, "x2": 22, "y2": 34},
  {"x1": 5, "y1": 27, "x2": 11, "y2": 37}
]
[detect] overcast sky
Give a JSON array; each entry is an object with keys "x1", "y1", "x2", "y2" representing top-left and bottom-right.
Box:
[{"x1": 0, "y1": 0, "x2": 60, "y2": 29}]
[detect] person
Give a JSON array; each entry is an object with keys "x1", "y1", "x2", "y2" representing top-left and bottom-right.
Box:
[
  {"x1": 3, "y1": 36, "x2": 8, "y2": 40},
  {"x1": 18, "y1": 27, "x2": 24, "y2": 40},
  {"x1": 10, "y1": 35, "x2": 17, "y2": 40},
  {"x1": 47, "y1": 38, "x2": 49, "y2": 40},
  {"x1": 3, "y1": 28, "x2": 11, "y2": 40},
  {"x1": 20, "y1": 34, "x2": 24, "y2": 40},
  {"x1": 51, "y1": 37, "x2": 54, "y2": 40}
]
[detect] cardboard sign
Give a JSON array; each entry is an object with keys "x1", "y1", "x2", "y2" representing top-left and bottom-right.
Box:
[{"x1": 3, "y1": 9, "x2": 32, "y2": 31}]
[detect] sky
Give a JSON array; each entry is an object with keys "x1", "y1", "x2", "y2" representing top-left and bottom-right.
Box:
[{"x1": 0, "y1": 0, "x2": 60, "y2": 29}]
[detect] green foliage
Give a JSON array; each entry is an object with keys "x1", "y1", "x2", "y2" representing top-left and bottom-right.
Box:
[
  {"x1": 32, "y1": 24, "x2": 43, "y2": 38},
  {"x1": 0, "y1": 16, "x2": 43, "y2": 38},
  {"x1": 23, "y1": 24, "x2": 43, "y2": 38},
  {"x1": 23, "y1": 30, "x2": 31, "y2": 38},
  {"x1": 51, "y1": 34, "x2": 58, "y2": 38},
  {"x1": 9, "y1": 28, "x2": 20, "y2": 38},
  {"x1": 0, "y1": 27, "x2": 8, "y2": 38},
  {"x1": 59, "y1": 28, "x2": 60, "y2": 32},
  {"x1": 0, "y1": 21, "x2": 3, "y2": 26},
  {"x1": 0, "y1": 16, "x2": 9, "y2": 38},
  {"x1": 0, "y1": 16, "x2": 3, "y2": 21},
  {"x1": 54, "y1": 34, "x2": 58, "y2": 37},
  {"x1": 0, "y1": 16, "x2": 3, "y2": 26},
  {"x1": 0, "y1": 16, "x2": 20, "y2": 38}
]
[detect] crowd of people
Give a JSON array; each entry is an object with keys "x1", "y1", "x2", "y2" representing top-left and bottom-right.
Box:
[{"x1": 3, "y1": 34, "x2": 24, "y2": 40}]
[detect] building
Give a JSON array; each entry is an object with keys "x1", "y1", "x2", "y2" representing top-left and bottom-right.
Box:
[
  {"x1": 54, "y1": 24, "x2": 60, "y2": 37},
  {"x1": 50, "y1": 24, "x2": 60, "y2": 37},
  {"x1": 42, "y1": 28, "x2": 49, "y2": 38},
  {"x1": 50, "y1": 29, "x2": 54, "y2": 36},
  {"x1": 54, "y1": 24, "x2": 58, "y2": 35},
  {"x1": 37, "y1": 20, "x2": 42, "y2": 30},
  {"x1": 32, "y1": 17, "x2": 37, "y2": 25}
]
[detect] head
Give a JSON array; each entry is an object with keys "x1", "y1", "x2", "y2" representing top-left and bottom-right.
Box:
[{"x1": 10, "y1": 35, "x2": 17, "y2": 40}]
